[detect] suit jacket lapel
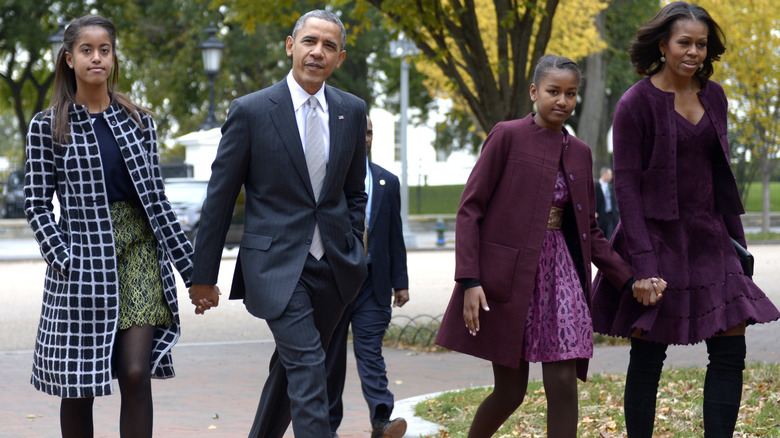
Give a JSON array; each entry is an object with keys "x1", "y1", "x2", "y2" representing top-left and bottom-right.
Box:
[
  {"x1": 268, "y1": 81, "x2": 313, "y2": 198},
  {"x1": 323, "y1": 86, "x2": 346, "y2": 199},
  {"x1": 368, "y1": 162, "x2": 385, "y2": 233}
]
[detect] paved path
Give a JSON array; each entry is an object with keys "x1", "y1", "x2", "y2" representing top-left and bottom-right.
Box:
[{"x1": 1, "y1": 238, "x2": 778, "y2": 437}]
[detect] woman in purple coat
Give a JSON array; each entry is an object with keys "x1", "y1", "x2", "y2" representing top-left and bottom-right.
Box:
[
  {"x1": 590, "y1": 2, "x2": 780, "y2": 437},
  {"x1": 436, "y1": 55, "x2": 639, "y2": 437}
]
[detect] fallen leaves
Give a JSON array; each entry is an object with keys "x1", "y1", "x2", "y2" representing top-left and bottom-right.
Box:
[{"x1": 413, "y1": 363, "x2": 780, "y2": 437}]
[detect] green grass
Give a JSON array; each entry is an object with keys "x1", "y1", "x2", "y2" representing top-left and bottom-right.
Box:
[
  {"x1": 414, "y1": 362, "x2": 780, "y2": 437},
  {"x1": 745, "y1": 232, "x2": 780, "y2": 241},
  {"x1": 743, "y1": 182, "x2": 780, "y2": 212},
  {"x1": 405, "y1": 181, "x2": 780, "y2": 215},
  {"x1": 408, "y1": 184, "x2": 464, "y2": 215}
]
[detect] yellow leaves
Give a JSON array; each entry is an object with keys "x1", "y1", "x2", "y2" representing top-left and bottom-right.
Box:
[
  {"x1": 415, "y1": 364, "x2": 779, "y2": 437},
  {"x1": 412, "y1": 0, "x2": 609, "y2": 102},
  {"x1": 603, "y1": 419, "x2": 618, "y2": 430},
  {"x1": 582, "y1": 415, "x2": 619, "y2": 437},
  {"x1": 698, "y1": 0, "x2": 780, "y2": 158},
  {"x1": 548, "y1": 0, "x2": 608, "y2": 61}
]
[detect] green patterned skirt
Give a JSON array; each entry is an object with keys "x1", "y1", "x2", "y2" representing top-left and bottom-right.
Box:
[{"x1": 110, "y1": 201, "x2": 172, "y2": 330}]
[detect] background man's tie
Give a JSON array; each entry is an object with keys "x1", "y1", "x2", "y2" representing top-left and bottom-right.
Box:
[{"x1": 306, "y1": 96, "x2": 326, "y2": 259}]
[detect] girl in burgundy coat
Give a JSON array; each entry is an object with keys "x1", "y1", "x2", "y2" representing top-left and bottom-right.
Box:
[
  {"x1": 590, "y1": 2, "x2": 779, "y2": 437},
  {"x1": 435, "y1": 55, "x2": 640, "y2": 437}
]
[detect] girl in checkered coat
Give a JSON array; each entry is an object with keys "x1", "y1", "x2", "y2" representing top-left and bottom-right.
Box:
[{"x1": 24, "y1": 15, "x2": 194, "y2": 437}]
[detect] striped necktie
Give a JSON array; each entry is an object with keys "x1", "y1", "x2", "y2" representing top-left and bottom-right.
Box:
[{"x1": 306, "y1": 96, "x2": 326, "y2": 259}]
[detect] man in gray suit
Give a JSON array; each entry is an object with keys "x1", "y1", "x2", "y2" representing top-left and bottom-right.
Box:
[{"x1": 188, "y1": 9, "x2": 368, "y2": 437}]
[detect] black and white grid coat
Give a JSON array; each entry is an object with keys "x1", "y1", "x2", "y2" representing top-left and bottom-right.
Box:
[{"x1": 24, "y1": 101, "x2": 194, "y2": 398}]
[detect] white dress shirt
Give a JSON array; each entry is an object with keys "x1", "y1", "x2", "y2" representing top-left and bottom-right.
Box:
[{"x1": 286, "y1": 71, "x2": 330, "y2": 162}]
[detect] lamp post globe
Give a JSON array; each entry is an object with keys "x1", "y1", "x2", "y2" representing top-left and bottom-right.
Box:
[
  {"x1": 198, "y1": 27, "x2": 225, "y2": 131},
  {"x1": 48, "y1": 21, "x2": 66, "y2": 69}
]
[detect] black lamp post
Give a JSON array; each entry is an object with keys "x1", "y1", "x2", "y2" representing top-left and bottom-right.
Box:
[
  {"x1": 48, "y1": 22, "x2": 66, "y2": 69},
  {"x1": 198, "y1": 27, "x2": 224, "y2": 131}
]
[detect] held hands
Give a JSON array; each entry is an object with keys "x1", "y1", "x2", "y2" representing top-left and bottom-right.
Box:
[
  {"x1": 188, "y1": 283, "x2": 221, "y2": 315},
  {"x1": 632, "y1": 277, "x2": 668, "y2": 306},
  {"x1": 463, "y1": 286, "x2": 490, "y2": 336}
]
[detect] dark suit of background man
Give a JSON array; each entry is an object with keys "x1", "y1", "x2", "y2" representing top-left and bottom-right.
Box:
[
  {"x1": 325, "y1": 116, "x2": 410, "y2": 438},
  {"x1": 595, "y1": 166, "x2": 619, "y2": 240},
  {"x1": 188, "y1": 9, "x2": 368, "y2": 438}
]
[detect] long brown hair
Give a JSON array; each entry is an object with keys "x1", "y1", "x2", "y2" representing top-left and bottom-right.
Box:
[
  {"x1": 628, "y1": 1, "x2": 726, "y2": 87},
  {"x1": 48, "y1": 14, "x2": 148, "y2": 145}
]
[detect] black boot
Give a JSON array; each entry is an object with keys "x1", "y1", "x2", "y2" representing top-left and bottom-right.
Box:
[
  {"x1": 624, "y1": 337, "x2": 668, "y2": 438},
  {"x1": 703, "y1": 335, "x2": 746, "y2": 438}
]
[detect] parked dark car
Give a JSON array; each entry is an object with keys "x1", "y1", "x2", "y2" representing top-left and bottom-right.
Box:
[
  {"x1": 1, "y1": 169, "x2": 25, "y2": 219},
  {"x1": 164, "y1": 178, "x2": 245, "y2": 248}
]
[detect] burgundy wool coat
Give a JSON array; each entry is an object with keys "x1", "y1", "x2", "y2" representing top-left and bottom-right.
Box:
[{"x1": 435, "y1": 114, "x2": 632, "y2": 380}]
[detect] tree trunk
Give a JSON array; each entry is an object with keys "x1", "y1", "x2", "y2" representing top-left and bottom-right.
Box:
[
  {"x1": 762, "y1": 160, "x2": 772, "y2": 234},
  {"x1": 577, "y1": 10, "x2": 609, "y2": 177}
]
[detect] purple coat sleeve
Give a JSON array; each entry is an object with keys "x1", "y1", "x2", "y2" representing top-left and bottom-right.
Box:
[
  {"x1": 611, "y1": 93, "x2": 661, "y2": 280},
  {"x1": 454, "y1": 123, "x2": 511, "y2": 282}
]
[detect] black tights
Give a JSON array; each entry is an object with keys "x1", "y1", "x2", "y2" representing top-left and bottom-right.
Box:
[
  {"x1": 703, "y1": 336, "x2": 746, "y2": 437},
  {"x1": 468, "y1": 360, "x2": 578, "y2": 438},
  {"x1": 624, "y1": 336, "x2": 745, "y2": 438},
  {"x1": 60, "y1": 325, "x2": 156, "y2": 438}
]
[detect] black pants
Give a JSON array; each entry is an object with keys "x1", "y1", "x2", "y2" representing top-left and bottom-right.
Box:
[{"x1": 624, "y1": 336, "x2": 745, "y2": 438}]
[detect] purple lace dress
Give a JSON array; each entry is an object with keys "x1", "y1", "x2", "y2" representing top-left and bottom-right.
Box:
[
  {"x1": 523, "y1": 169, "x2": 593, "y2": 362},
  {"x1": 627, "y1": 113, "x2": 779, "y2": 343},
  {"x1": 594, "y1": 112, "x2": 779, "y2": 344}
]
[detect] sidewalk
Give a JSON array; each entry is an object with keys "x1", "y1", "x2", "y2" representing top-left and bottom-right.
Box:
[
  {"x1": 1, "y1": 236, "x2": 778, "y2": 437},
  {"x1": 2, "y1": 328, "x2": 778, "y2": 438}
]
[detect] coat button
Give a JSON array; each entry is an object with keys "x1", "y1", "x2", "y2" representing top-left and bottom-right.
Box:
[
  {"x1": 577, "y1": 203, "x2": 583, "y2": 211},
  {"x1": 569, "y1": 174, "x2": 575, "y2": 181},
  {"x1": 306, "y1": 238, "x2": 312, "y2": 244},
  {"x1": 582, "y1": 233, "x2": 587, "y2": 240}
]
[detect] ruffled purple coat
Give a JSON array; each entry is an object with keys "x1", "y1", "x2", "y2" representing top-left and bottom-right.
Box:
[{"x1": 591, "y1": 78, "x2": 779, "y2": 343}]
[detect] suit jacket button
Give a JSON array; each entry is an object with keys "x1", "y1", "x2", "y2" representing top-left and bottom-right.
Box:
[
  {"x1": 577, "y1": 203, "x2": 583, "y2": 211},
  {"x1": 306, "y1": 238, "x2": 312, "y2": 244}
]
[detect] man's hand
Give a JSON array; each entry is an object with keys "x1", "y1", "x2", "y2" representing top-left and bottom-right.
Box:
[
  {"x1": 189, "y1": 283, "x2": 221, "y2": 315},
  {"x1": 392, "y1": 289, "x2": 409, "y2": 307},
  {"x1": 632, "y1": 277, "x2": 668, "y2": 306}
]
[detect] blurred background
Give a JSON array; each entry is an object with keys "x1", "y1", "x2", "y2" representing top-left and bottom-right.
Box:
[{"x1": 1, "y1": 0, "x2": 778, "y2": 237}]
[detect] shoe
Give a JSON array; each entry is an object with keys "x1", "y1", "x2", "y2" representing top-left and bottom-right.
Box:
[{"x1": 371, "y1": 417, "x2": 407, "y2": 438}]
